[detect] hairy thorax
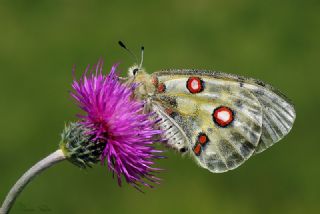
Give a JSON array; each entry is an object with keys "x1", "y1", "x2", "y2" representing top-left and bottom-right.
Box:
[{"x1": 131, "y1": 71, "x2": 156, "y2": 100}]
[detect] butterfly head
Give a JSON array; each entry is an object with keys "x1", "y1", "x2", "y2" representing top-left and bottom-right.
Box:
[
  {"x1": 128, "y1": 64, "x2": 145, "y2": 77},
  {"x1": 127, "y1": 64, "x2": 155, "y2": 97}
]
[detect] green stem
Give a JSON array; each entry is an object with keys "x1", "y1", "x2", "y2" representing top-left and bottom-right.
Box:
[{"x1": 0, "y1": 149, "x2": 66, "y2": 214}]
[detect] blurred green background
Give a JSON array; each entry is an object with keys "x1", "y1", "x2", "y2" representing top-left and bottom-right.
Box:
[{"x1": 0, "y1": 0, "x2": 319, "y2": 213}]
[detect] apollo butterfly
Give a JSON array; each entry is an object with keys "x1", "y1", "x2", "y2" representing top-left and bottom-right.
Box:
[{"x1": 120, "y1": 42, "x2": 296, "y2": 173}]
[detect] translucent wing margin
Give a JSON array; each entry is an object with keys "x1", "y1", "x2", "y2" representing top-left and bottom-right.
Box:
[{"x1": 242, "y1": 83, "x2": 296, "y2": 153}]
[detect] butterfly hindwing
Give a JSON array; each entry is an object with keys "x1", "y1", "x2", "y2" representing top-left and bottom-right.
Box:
[
  {"x1": 241, "y1": 82, "x2": 296, "y2": 153},
  {"x1": 151, "y1": 71, "x2": 265, "y2": 172}
]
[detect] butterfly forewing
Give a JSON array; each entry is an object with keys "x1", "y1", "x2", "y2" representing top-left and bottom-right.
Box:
[
  {"x1": 153, "y1": 69, "x2": 295, "y2": 155},
  {"x1": 152, "y1": 71, "x2": 266, "y2": 172}
]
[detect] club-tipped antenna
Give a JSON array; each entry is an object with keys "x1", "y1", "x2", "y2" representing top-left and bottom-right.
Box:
[
  {"x1": 139, "y1": 46, "x2": 144, "y2": 69},
  {"x1": 118, "y1": 41, "x2": 138, "y2": 63}
]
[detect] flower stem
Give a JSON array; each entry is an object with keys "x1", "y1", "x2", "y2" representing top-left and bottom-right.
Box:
[{"x1": 0, "y1": 149, "x2": 66, "y2": 214}]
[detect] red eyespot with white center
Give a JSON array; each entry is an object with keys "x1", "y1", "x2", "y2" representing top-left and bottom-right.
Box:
[
  {"x1": 186, "y1": 77, "x2": 204, "y2": 94},
  {"x1": 212, "y1": 106, "x2": 234, "y2": 127}
]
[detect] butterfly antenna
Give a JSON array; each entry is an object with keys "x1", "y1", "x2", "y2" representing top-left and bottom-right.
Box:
[
  {"x1": 139, "y1": 46, "x2": 144, "y2": 69},
  {"x1": 118, "y1": 41, "x2": 138, "y2": 64}
]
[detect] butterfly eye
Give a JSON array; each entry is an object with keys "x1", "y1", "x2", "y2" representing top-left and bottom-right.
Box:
[
  {"x1": 133, "y1": 68, "x2": 139, "y2": 76},
  {"x1": 128, "y1": 66, "x2": 140, "y2": 77}
]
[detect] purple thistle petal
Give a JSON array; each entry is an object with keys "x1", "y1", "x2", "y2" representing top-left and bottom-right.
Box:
[{"x1": 71, "y1": 60, "x2": 164, "y2": 188}]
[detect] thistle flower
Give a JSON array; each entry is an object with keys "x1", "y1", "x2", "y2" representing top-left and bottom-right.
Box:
[
  {"x1": 69, "y1": 59, "x2": 164, "y2": 188},
  {"x1": 0, "y1": 59, "x2": 166, "y2": 214}
]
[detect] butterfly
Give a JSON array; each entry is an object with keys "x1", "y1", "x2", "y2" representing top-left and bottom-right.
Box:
[{"x1": 120, "y1": 42, "x2": 296, "y2": 173}]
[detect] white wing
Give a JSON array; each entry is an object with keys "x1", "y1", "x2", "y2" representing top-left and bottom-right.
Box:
[{"x1": 154, "y1": 69, "x2": 296, "y2": 156}]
